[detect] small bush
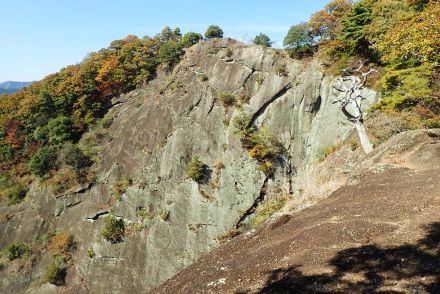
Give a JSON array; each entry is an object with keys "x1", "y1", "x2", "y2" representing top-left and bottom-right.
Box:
[
  {"x1": 226, "y1": 47, "x2": 233, "y2": 57},
  {"x1": 101, "y1": 214, "x2": 125, "y2": 243},
  {"x1": 87, "y1": 248, "x2": 95, "y2": 259},
  {"x1": 137, "y1": 209, "x2": 152, "y2": 223},
  {"x1": 199, "y1": 73, "x2": 208, "y2": 82},
  {"x1": 256, "y1": 74, "x2": 265, "y2": 85},
  {"x1": 219, "y1": 93, "x2": 237, "y2": 107},
  {"x1": 231, "y1": 112, "x2": 252, "y2": 134},
  {"x1": 3, "y1": 243, "x2": 32, "y2": 260},
  {"x1": 0, "y1": 144, "x2": 14, "y2": 162},
  {"x1": 57, "y1": 143, "x2": 91, "y2": 171},
  {"x1": 187, "y1": 156, "x2": 207, "y2": 183},
  {"x1": 160, "y1": 209, "x2": 170, "y2": 221},
  {"x1": 113, "y1": 176, "x2": 131, "y2": 200},
  {"x1": 45, "y1": 166, "x2": 80, "y2": 194},
  {"x1": 257, "y1": 161, "x2": 275, "y2": 176},
  {"x1": 317, "y1": 143, "x2": 342, "y2": 161},
  {"x1": 275, "y1": 64, "x2": 288, "y2": 77},
  {"x1": 246, "y1": 127, "x2": 284, "y2": 163},
  {"x1": 0, "y1": 175, "x2": 28, "y2": 205},
  {"x1": 43, "y1": 260, "x2": 66, "y2": 286}
]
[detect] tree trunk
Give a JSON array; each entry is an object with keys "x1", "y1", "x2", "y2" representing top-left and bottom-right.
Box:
[{"x1": 355, "y1": 122, "x2": 374, "y2": 154}]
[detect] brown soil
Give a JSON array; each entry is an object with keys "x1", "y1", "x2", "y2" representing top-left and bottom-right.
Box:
[{"x1": 152, "y1": 130, "x2": 440, "y2": 294}]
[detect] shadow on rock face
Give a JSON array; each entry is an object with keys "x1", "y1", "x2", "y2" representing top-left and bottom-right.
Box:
[
  {"x1": 247, "y1": 222, "x2": 440, "y2": 294},
  {"x1": 196, "y1": 164, "x2": 213, "y2": 185}
]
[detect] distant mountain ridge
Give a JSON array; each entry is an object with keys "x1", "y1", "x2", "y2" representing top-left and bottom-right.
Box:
[{"x1": 0, "y1": 81, "x2": 32, "y2": 94}]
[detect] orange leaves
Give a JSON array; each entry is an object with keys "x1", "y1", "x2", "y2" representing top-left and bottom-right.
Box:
[
  {"x1": 96, "y1": 56, "x2": 123, "y2": 98},
  {"x1": 47, "y1": 231, "x2": 74, "y2": 256}
]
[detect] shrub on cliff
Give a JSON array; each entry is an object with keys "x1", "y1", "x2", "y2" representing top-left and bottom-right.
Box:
[
  {"x1": 3, "y1": 243, "x2": 32, "y2": 260},
  {"x1": 187, "y1": 156, "x2": 207, "y2": 183},
  {"x1": 43, "y1": 260, "x2": 66, "y2": 286},
  {"x1": 101, "y1": 214, "x2": 125, "y2": 243},
  {"x1": 0, "y1": 175, "x2": 28, "y2": 205},
  {"x1": 57, "y1": 143, "x2": 91, "y2": 171},
  {"x1": 219, "y1": 93, "x2": 237, "y2": 107}
]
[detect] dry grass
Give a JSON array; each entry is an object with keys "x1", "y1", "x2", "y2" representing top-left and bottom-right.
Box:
[{"x1": 47, "y1": 232, "x2": 73, "y2": 256}]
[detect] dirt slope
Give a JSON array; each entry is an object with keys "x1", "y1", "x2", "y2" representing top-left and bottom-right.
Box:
[{"x1": 153, "y1": 130, "x2": 440, "y2": 294}]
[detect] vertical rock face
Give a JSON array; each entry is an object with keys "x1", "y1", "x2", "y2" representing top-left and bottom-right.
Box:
[{"x1": 0, "y1": 39, "x2": 377, "y2": 293}]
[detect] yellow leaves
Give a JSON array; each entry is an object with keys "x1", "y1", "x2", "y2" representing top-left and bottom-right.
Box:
[{"x1": 378, "y1": 2, "x2": 440, "y2": 64}]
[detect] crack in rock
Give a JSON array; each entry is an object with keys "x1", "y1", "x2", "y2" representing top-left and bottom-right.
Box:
[
  {"x1": 86, "y1": 210, "x2": 110, "y2": 222},
  {"x1": 248, "y1": 82, "x2": 292, "y2": 128}
]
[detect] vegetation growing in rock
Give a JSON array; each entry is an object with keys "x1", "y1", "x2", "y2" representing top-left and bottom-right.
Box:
[
  {"x1": 187, "y1": 156, "x2": 207, "y2": 183},
  {"x1": 113, "y1": 176, "x2": 131, "y2": 200},
  {"x1": 101, "y1": 214, "x2": 125, "y2": 243},
  {"x1": 199, "y1": 73, "x2": 208, "y2": 82},
  {"x1": 0, "y1": 175, "x2": 28, "y2": 205},
  {"x1": 43, "y1": 259, "x2": 66, "y2": 286},
  {"x1": 216, "y1": 228, "x2": 240, "y2": 243},
  {"x1": 225, "y1": 47, "x2": 233, "y2": 58},
  {"x1": 47, "y1": 232, "x2": 74, "y2": 256},
  {"x1": 252, "y1": 196, "x2": 288, "y2": 228},
  {"x1": 87, "y1": 248, "x2": 95, "y2": 259},
  {"x1": 2, "y1": 243, "x2": 32, "y2": 260},
  {"x1": 317, "y1": 143, "x2": 343, "y2": 161},
  {"x1": 219, "y1": 93, "x2": 237, "y2": 107},
  {"x1": 233, "y1": 112, "x2": 284, "y2": 176}
]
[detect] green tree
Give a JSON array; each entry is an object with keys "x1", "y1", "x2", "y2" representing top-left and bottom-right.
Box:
[
  {"x1": 283, "y1": 22, "x2": 315, "y2": 56},
  {"x1": 204, "y1": 25, "x2": 224, "y2": 39},
  {"x1": 181, "y1": 32, "x2": 203, "y2": 47},
  {"x1": 34, "y1": 116, "x2": 75, "y2": 145},
  {"x1": 253, "y1": 33, "x2": 272, "y2": 47},
  {"x1": 158, "y1": 41, "x2": 184, "y2": 68},
  {"x1": 364, "y1": 0, "x2": 405, "y2": 52},
  {"x1": 28, "y1": 146, "x2": 58, "y2": 177},
  {"x1": 340, "y1": 0, "x2": 374, "y2": 56}
]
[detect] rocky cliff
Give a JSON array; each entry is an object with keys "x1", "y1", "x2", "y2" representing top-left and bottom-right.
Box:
[{"x1": 0, "y1": 39, "x2": 378, "y2": 293}]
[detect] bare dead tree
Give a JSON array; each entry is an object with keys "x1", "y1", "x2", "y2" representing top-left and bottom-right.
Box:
[{"x1": 333, "y1": 62, "x2": 376, "y2": 154}]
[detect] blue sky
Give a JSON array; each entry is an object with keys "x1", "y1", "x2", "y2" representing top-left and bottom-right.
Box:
[{"x1": 0, "y1": 0, "x2": 329, "y2": 81}]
